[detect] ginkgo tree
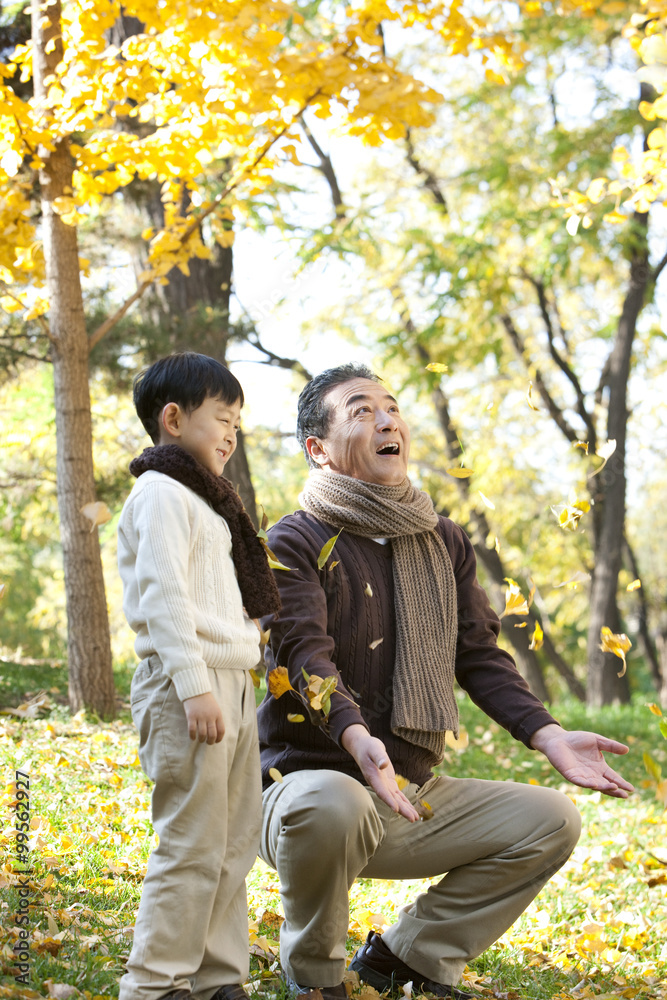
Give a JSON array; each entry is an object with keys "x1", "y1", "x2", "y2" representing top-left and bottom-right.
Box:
[{"x1": 1, "y1": 0, "x2": 543, "y2": 715}]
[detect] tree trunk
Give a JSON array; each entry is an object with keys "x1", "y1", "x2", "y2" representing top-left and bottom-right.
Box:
[
  {"x1": 32, "y1": 0, "x2": 115, "y2": 716},
  {"x1": 585, "y1": 215, "x2": 646, "y2": 706}
]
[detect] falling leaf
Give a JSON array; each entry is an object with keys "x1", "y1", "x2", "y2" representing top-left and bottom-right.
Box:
[
  {"x1": 416, "y1": 799, "x2": 434, "y2": 821},
  {"x1": 80, "y1": 501, "x2": 113, "y2": 532},
  {"x1": 526, "y1": 381, "x2": 540, "y2": 411},
  {"x1": 599, "y1": 626, "x2": 632, "y2": 677},
  {"x1": 268, "y1": 767, "x2": 283, "y2": 783},
  {"x1": 446, "y1": 467, "x2": 474, "y2": 478},
  {"x1": 47, "y1": 912, "x2": 60, "y2": 937},
  {"x1": 529, "y1": 621, "x2": 544, "y2": 651},
  {"x1": 589, "y1": 438, "x2": 617, "y2": 478},
  {"x1": 329, "y1": 560, "x2": 340, "y2": 570},
  {"x1": 395, "y1": 774, "x2": 410, "y2": 790},
  {"x1": 554, "y1": 570, "x2": 590, "y2": 589},
  {"x1": 268, "y1": 666, "x2": 293, "y2": 699},
  {"x1": 478, "y1": 491, "x2": 495, "y2": 510},
  {"x1": 249, "y1": 667, "x2": 262, "y2": 689},
  {"x1": 304, "y1": 672, "x2": 338, "y2": 715},
  {"x1": 574, "y1": 440, "x2": 589, "y2": 454},
  {"x1": 627, "y1": 579, "x2": 641, "y2": 592},
  {"x1": 425, "y1": 362, "x2": 448, "y2": 373},
  {"x1": 369, "y1": 637, "x2": 384, "y2": 650},
  {"x1": 494, "y1": 536, "x2": 500, "y2": 553},
  {"x1": 445, "y1": 730, "x2": 468, "y2": 750},
  {"x1": 317, "y1": 529, "x2": 343, "y2": 569},
  {"x1": 287, "y1": 713, "x2": 305, "y2": 723},
  {"x1": 551, "y1": 499, "x2": 590, "y2": 531},
  {"x1": 0, "y1": 581, "x2": 7, "y2": 601},
  {"x1": 259, "y1": 537, "x2": 293, "y2": 571},
  {"x1": 514, "y1": 622, "x2": 528, "y2": 628},
  {"x1": 644, "y1": 752, "x2": 662, "y2": 783},
  {"x1": 364, "y1": 582, "x2": 373, "y2": 597},
  {"x1": 647, "y1": 703, "x2": 663, "y2": 717},
  {"x1": 499, "y1": 578, "x2": 530, "y2": 618}
]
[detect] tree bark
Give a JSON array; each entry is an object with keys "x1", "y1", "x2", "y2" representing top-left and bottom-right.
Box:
[
  {"x1": 32, "y1": 0, "x2": 115, "y2": 716},
  {"x1": 585, "y1": 216, "x2": 646, "y2": 706}
]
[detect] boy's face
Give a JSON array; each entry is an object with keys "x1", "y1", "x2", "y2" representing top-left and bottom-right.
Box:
[{"x1": 159, "y1": 395, "x2": 241, "y2": 476}]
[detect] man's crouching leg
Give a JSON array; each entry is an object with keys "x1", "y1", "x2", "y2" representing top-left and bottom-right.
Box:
[{"x1": 260, "y1": 769, "x2": 385, "y2": 988}]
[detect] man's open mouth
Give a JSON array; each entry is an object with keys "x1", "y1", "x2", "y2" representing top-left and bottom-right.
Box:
[{"x1": 376, "y1": 443, "x2": 400, "y2": 456}]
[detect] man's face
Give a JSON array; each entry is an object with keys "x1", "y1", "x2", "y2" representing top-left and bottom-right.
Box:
[{"x1": 306, "y1": 378, "x2": 410, "y2": 486}]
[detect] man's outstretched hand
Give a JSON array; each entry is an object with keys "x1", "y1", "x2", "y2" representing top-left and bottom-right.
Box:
[
  {"x1": 530, "y1": 724, "x2": 635, "y2": 798},
  {"x1": 341, "y1": 724, "x2": 420, "y2": 821}
]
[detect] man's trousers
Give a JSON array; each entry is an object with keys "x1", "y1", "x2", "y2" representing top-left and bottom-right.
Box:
[
  {"x1": 120, "y1": 658, "x2": 262, "y2": 1000},
  {"x1": 259, "y1": 769, "x2": 581, "y2": 989}
]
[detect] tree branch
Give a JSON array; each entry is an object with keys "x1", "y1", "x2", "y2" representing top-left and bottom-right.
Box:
[
  {"x1": 652, "y1": 246, "x2": 667, "y2": 284},
  {"x1": 500, "y1": 312, "x2": 580, "y2": 443},
  {"x1": 521, "y1": 271, "x2": 596, "y2": 450},
  {"x1": 301, "y1": 119, "x2": 345, "y2": 218},
  {"x1": 405, "y1": 129, "x2": 448, "y2": 212}
]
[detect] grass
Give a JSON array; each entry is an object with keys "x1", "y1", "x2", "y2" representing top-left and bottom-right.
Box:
[{"x1": 0, "y1": 658, "x2": 666, "y2": 1000}]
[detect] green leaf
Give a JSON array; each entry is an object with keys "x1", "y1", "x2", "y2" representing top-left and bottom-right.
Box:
[
  {"x1": 643, "y1": 751, "x2": 662, "y2": 782},
  {"x1": 317, "y1": 529, "x2": 343, "y2": 570},
  {"x1": 659, "y1": 720, "x2": 667, "y2": 741}
]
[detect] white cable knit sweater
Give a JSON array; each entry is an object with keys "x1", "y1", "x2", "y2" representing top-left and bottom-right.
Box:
[{"x1": 117, "y1": 470, "x2": 261, "y2": 701}]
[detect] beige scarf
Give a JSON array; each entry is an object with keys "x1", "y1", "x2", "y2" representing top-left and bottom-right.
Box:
[{"x1": 299, "y1": 470, "x2": 458, "y2": 759}]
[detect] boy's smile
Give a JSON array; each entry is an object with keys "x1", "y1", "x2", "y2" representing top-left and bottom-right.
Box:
[{"x1": 159, "y1": 395, "x2": 241, "y2": 476}]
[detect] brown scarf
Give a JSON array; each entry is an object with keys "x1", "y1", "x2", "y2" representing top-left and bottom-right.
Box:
[
  {"x1": 299, "y1": 470, "x2": 458, "y2": 759},
  {"x1": 130, "y1": 445, "x2": 281, "y2": 619}
]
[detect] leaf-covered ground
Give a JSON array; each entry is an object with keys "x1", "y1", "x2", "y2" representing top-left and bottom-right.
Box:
[{"x1": 0, "y1": 660, "x2": 666, "y2": 1000}]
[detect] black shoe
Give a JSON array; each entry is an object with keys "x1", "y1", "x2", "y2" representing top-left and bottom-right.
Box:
[
  {"x1": 286, "y1": 975, "x2": 348, "y2": 1000},
  {"x1": 349, "y1": 932, "x2": 475, "y2": 1000},
  {"x1": 210, "y1": 987, "x2": 251, "y2": 1000},
  {"x1": 162, "y1": 991, "x2": 192, "y2": 1000}
]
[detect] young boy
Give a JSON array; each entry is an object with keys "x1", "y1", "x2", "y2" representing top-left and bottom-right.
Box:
[{"x1": 117, "y1": 352, "x2": 280, "y2": 1000}]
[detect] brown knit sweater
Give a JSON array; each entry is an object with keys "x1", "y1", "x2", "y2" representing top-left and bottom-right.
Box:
[{"x1": 258, "y1": 510, "x2": 557, "y2": 789}]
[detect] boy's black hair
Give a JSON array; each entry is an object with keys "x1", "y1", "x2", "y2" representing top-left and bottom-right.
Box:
[
  {"x1": 133, "y1": 352, "x2": 244, "y2": 444},
  {"x1": 296, "y1": 362, "x2": 381, "y2": 468}
]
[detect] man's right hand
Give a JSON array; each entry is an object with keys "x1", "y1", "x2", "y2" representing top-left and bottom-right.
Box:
[
  {"x1": 341, "y1": 724, "x2": 420, "y2": 822},
  {"x1": 183, "y1": 692, "x2": 225, "y2": 744}
]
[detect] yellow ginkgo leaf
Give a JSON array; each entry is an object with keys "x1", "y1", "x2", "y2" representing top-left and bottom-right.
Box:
[
  {"x1": 573, "y1": 440, "x2": 589, "y2": 454},
  {"x1": 500, "y1": 579, "x2": 529, "y2": 619},
  {"x1": 329, "y1": 560, "x2": 340, "y2": 571},
  {"x1": 529, "y1": 621, "x2": 544, "y2": 651},
  {"x1": 304, "y1": 673, "x2": 337, "y2": 715},
  {"x1": 627, "y1": 579, "x2": 641, "y2": 592},
  {"x1": 287, "y1": 713, "x2": 305, "y2": 723},
  {"x1": 268, "y1": 666, "x2": 293, "y2": 699},
  {"x1": 589, "y1": 439, "x2": 617, "y2": 478},
  {"x1": 526, "y1": 381, "x2": 540, "y2": 411},
  {"x1": 80, "y1": 501, "x2": 113, "y2": 532},
  {"x1": 249, "y1": 667, "x2": 262, "y2": 689},
  {"x1": 514, "y1": 622, "x2": 528, "y2": 628},
  {"x1": 446, "y1": 467, "x2": 474, "y2": 478},
  {"x1": 445, "y1": 730, "x2": 468, "y2": 750},
  {"x1": 425, "y1": 362, "x2": 448, "y2": 373},
  {"x1": 478, "y1": 491, "x2": 495, "y2": 510},
  {"x1": 364, "y1": 582, "x2": 373, "y2": 597},
  {"x1": 259, "y1": 537, "x2": 293, "y2": 572},
  {"x1": 599, "y1": 626, "x2": 632, "y2": 677},
  {"x1": 416, "y1": 798, "x2": 434, "y2": 821},
  {"x1": 317, "y1": 529, "x2": 343, "y2": 570},
  {"x1": 269, "y1": 767, "x2": 283, "y2": 784},
  {"x1": 647, "y1": 703, "x2": 663, "y2": 717},
  {"x1": 395, "y1": 774, "x2": 410, "y2": 790}
]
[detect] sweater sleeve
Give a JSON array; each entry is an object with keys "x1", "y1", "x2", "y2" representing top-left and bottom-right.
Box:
[
  {"x1": 261, "y1": 517, "x2": 368, "y2": 744},
  {"x1": 444, "y1": 519, "x2": 559, "y2": 746},
  {"x1": 127, "y1": 480, "x2": 212, "y2": 701}
]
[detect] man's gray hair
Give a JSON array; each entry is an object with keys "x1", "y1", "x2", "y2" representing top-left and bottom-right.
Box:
[{"x1": 296, "y1": 363, "x2": 382, "y2": 467}]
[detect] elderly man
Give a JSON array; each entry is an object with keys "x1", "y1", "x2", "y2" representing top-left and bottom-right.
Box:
[{"x1": 257, "y1": 363, "x2": 633, "y2": 1000}]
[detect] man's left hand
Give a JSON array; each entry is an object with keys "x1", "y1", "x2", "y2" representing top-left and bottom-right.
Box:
[{"x1": 530, "y1": 724, "x2": 635, "y2": 798}]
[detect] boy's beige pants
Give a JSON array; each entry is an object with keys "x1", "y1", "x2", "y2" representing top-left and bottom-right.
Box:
[
  {"x1": 119, "y1": 656, "x2": 261, "y2": 1000},
  {"x1": 260, "y1": 768, "x2": 581, "y2": 989}
]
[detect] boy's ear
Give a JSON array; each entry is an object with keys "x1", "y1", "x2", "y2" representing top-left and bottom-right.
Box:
[{"x1": 160, "y1": 402, "x2": 183, "y2": 441}]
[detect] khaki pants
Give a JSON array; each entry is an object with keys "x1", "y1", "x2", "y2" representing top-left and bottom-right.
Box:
[
  {"x1": 260, "y1": 769, "x2": 581, "y2": 988},
  {"x1": 120, "y1": 657, "x2": 262, "y2": 1000}
]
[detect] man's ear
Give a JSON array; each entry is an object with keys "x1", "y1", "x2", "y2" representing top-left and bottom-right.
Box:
[
  {"x1": 160, "y1": 402, "x2": 183, "y2": 441},
  {"x1": 305, "y1": 436, "x2": 329, "y2": 468}
]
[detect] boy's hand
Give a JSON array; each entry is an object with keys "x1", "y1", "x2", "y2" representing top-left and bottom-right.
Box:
[{"x1": 183, "y1": 692, "x2": 225, "y2": 744}]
